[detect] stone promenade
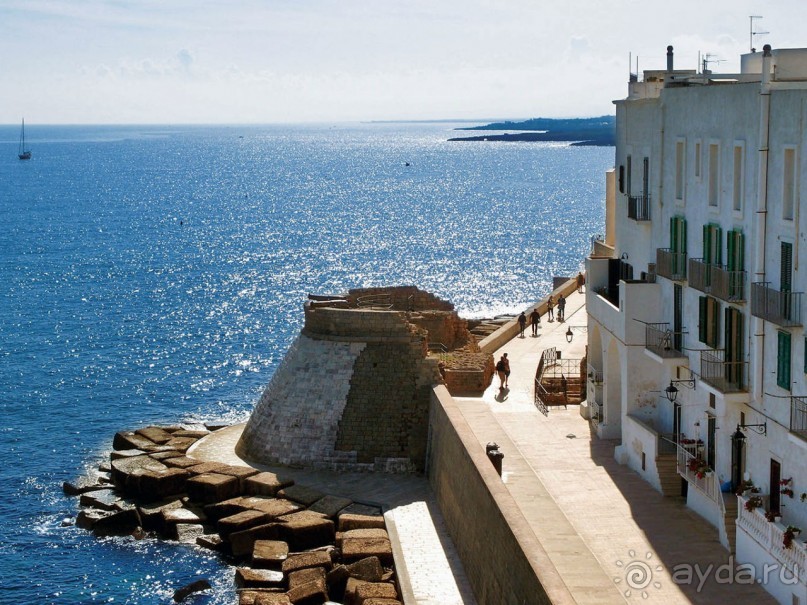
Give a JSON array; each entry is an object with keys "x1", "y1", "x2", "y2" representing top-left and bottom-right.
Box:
[{"x1": 192, "y1": 287, "x2": 777, "y2": 604}]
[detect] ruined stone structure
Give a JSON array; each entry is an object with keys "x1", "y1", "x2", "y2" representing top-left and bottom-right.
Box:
[{"x1": 236, "y1": 286, "x2": 488, "y2": 473}]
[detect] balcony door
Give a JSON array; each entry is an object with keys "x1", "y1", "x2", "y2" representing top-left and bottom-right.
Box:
[
  {"x1": 706, "y1": 415, "x2": 716, "y2": 470},
  {"x1": 670, "y1": 217, "x2": 687, "y2": 276},
  {"x1": 770, "y1": 459, "x2": 781, "y2": 514},
  {"x1": 674, "y1": 284, "x2": 683, "y2": 351},
  {"x1": 781, "y1": 242, "x2": 793, "y2": 321},
  {"x1": 724, "y1": 307, "x2": 744, "y2": 388}
]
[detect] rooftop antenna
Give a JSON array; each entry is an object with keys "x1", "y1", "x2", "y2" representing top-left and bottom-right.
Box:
[
  {"x1": 750, "y1": 15, "x2": 768, "y2": 52},
  {"x1": 702, "y1": 53, "x2": 724, "y2": 74}
]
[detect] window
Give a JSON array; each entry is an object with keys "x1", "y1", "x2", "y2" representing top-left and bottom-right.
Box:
[
  {"x1": 703, "y1": 224, "x2": 722, "y2": 265},
  {"x1": 708, "y1": 143, "x2": 720, "y2": 207},
  {"x1": 618, "y1": 165, "x2": 625, "y2": 193},
  {"x1": 626, "y1": 155, "x2": 632, "y2": 196},
  {"x1": 675, "y1": 140, "x2": 685, "y2": 200},
  {"x1": 699, "y1": 296, "x2": 720, "y2": 348},
  {"x1": 695, "y1": 141, "x2": 702, "y2": 179},
  {"x1": 782, "y1": 242, "x2": 793, "y2": 292},
  {"x1": 726, "y1": 229, "x2": 745, "y2": 272},
  {"x1": 778, "y1": 331, "x2": 791, "y2": 390},
  {"x1": 643, "y1": 157, "x2": 649, "y2": 198},
  {"x1": 783, "y1": 148, "x2": 796, "y2": 220},
  {"x1": 804, "y1": 337, "x2": 807, "y2": 374},
  {"x1": 733, "y1": 144, "x2": 744, "y2": 212}
]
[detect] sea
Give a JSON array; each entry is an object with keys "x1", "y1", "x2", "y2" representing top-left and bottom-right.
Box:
[{"x1": 0, "y1": 122, "x2": 612, "y2": 604}]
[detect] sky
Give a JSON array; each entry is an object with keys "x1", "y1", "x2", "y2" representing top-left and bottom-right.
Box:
[{"x1": 3, "y1": 0, "x2": 807, "y2": 125}]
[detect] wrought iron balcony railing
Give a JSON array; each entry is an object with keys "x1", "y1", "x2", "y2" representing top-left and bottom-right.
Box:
[
  {"x1": 791, "y1": 396, "x2": 807, "y2": 441},
  {"x1": 656, "y1": 248, "x2": 687, "y2": 281},
  {"x1": 700, "y1": 349, "x2": 747, "y2": 393},
  {"x1": 688, "y1": 258, "x2": 711, "y2": 293},
  {"x1": 644, "y1": 322, "x2": 686, "y2": 358},
  {"x1": 627, "y1": 194, "x2": 651, "y2": 221},
  {"x1": 751, "y1": 282, "x2": 803, "y2": 327},
  {"x1": 711, "y1": 265, "x2": 746, "y2": 303}
]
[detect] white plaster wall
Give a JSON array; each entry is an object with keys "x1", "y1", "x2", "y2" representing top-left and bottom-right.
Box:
[
  {"x1": 623, "y1": 415, "x2": 662, "y2": 493},
  {"x1": 687, "y1": 484, "x2": 723, "y2": 534},
  {"x1": 736, "y1": 528, "x2": 807, "y2": 605}
]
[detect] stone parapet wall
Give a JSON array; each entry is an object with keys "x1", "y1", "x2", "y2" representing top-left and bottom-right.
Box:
[
  {"x1": 408, "y1": 310, "x2": 474, "y2": 351},
  {"x1": 303, "y1": 304, "x2": 419, "y2": 342},
  {"x1": 427, "y1": 386, "x2": 575, "y2": 605}
]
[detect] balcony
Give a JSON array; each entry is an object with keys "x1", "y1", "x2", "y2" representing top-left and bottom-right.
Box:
[
  {"x1": 737, "y1": 493, "x2": 807, "y2": 575},
  {"x1": 751, "y1": 282, "x2": 803, "y2": 327},
  {"x1": 627, "y1": 194, "x2": 651, "y2": 221},
  {"x1": 700, "y1": 349, "x2": 747, "y2": 393},
  {"x1": 586, "y1": 362, "x2": 603, "y2": 385},
  {"x1": 711, "y1": 265, "x2": 747, "y2": 303},
  {"x1": 791, "y1": 396, "x2": 807, "y2": 441},
  {"x1": 656, "y1": 248, "x2": 687, "y2": 281},
  {"x1": 644, "y1": 322, "x2": 686, "y2": 358},
  {"x1": 589, "y1": 235, "x2": 615, "y2": 258},
  {"x1": 688, "y1": 258, "x2": 711, "y2": 293}
]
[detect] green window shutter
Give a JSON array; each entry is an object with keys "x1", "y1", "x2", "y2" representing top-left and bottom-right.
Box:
[
  {"x1": 708, "y1": 297, "x2": 720, "y2": 348},
  {"x1": 738, "y1": 232, "x2": 744, "y2": 271},
  {"x1": 782, "y1": 242, "x2": 793, "y2": 292},
  {"x1": 778, "y1": 331, "x2": 792, "y2": 389},
  {"x1": 804, "y1": 337, "x2": 807, "y2": 374},
  {"x1": 715, "y1": 226, "x2": 722, "y2": 265},
  {"x1": 727, "y1": 230, "x2": 736, "y2": 271},
  {"x1": 682, "y1": 219, "x2": 687, "y2": 254},
  {"x1": 699, "y1": 296, "x2": 707, "y2": 344}
]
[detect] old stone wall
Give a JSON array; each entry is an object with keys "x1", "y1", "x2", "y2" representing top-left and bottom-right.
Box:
[
  {"x1": 345, "y1": 286, "x2": 454, "y2": 312},
  {"x1": 427, "y1": 386, "x2": 575, "y2": 605},
  {"x1": 408, "y1": 310, "x2": 473, "y2": 350}
]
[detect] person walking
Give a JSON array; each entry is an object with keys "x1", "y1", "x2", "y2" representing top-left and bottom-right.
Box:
[
  {"x1": 557, "y1": 294, "x2": 566, "y2": 322},
  {"x1": 547, "y1": 295, "x2": 555, "y2": 321},
  {"x1": 561, "y1": 374, "x2": 568, "y2": 403},
  {"x1": 530, "y1": 307, "x2": 540, "y2": 336},
  {"x1": 502, "y1": 353, "x2": 510, "y2": 388},
  {"x1": 577, "y1": 272, "x2": 585, "y2": 294},
  {"x1": 495, "y1": 353, "x2": 508, "y2": 390},
  {"x1": 517, "y1": 311, "x2": 527, "y2": 338}
]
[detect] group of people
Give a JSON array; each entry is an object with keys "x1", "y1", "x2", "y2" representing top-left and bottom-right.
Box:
[{"x1": 516, "y1": 293, "x2": 567, "y2": 338}]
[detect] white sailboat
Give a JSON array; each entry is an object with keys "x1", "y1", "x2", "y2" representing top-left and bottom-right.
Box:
[{"x1": 18, "y1": 119, "x2": 31, "y2": 160}]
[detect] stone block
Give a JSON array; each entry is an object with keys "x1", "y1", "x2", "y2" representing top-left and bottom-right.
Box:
[
  {"x1": 239, "y1": 591, "x2": 292, "y2": 605},
  {"x1": 186, "y1": 461, "x2": 229, "y2": 475},
  {"x1": 230, "y1": 523, "x2": 283, "y2": 558},
  {"x1": 148, "y1": 450, "x2": 184, "y2": 461},
  {"x1": 163, "y1": 506, "x2": 206, "y2": 525},
  {"x1": 337, "y1": 514, "x2": 386, "y2": 532},
  {"x1": 341, "y1": 537, "x2": 393, "y2": 565},
  {"x1": 135, "y1": 426, "x2": 173, "y2": 445},
  {"x1": 346, "y1": 557, "x2": 383, "y2": 582},
  {"x1": 325, "y1": 565, "x2": 350, "y2": 601},
  {"x1": 110, "y1": 455, "x2": 167, "y2": 492},
  {"x1": 163, "y1": 456, "x2": 202, "y2": 469},
  {"x1": 252, "y1": 540, "x2": 289, "y2": 569},
  {"x1": 185, "y1": 473, "x2": 240, "y2": 504},
  {"x1": 172, "y1": 578, "x2": 211, "y2": 602},
  {"x1": 75, "y1": 509, "x2": 106, "y2": 530},
  {"x1": 281, "y1": 551, "x2": 332, "y2": 574},
  {"x1": 138, "y1": 467, "x2": 190, "y2": 501},
  {"x1": 234, "y1": 567, "x2": 285, "y2": 589},
  {"x1": 277, "y1": 485, "x2": 325, "y2": 506},
  {"x1": 196, "y1": 533, "x2": 224, "y2": 552},
  {"x1": 287, "y1": 566, "x2": 326, "y2": 590},
  {"x1": 285, "y1": 578, "x2": 328, "y2": 605},
  {"x1": 79, "y1": 489, "x2": 120, "y2": 512},
  {"x1": 353, "y1": 582, "x2": 397, "y2": 604},
  {"x1": 63, "y1": 479, "x2": 112, "y2": 496},
  {"x1": 361, "y1": 599, "x2": 401, "y2": 605},
  {"x1": 218, "y1": 509, "x2": 272, "y2": 540},
  {"x1": 92, "y1": 507, "x2": 142, "y2": 537},
  {"x1": 203, "y1": 496, "x2": 251, "y2": 522},
  {"x1": 113, "y1": 431, "x2": 156, "y2": 451},
  {"x1": 174, "y1": 523, "x2": 208, "y2": 544},
  {"x1": 165, "y1": 436, "x2": 199, "y2": 452},
  {"x1": 337, "y1": 529, "x2": 388, "y2": 548},
  {"x1": 139, "y1": 498, "x2": 183, "y2": 532},
  {"x1": 214, "y1": 464, "x2": 260, "y2": 489},
  {"x1": 308, "y1": 495, "x2": 353, "y2": 519},
  {"x1": 171, "y1": 429, "x2": 210, "y2": 439},
  {"x1": 244, "y1": 497, "x2": 302, "y2": 519},
  {"x1": 275, "y1": 512, "x2": 335, "y2": 551},
  {"x1": 244, "y1": 472, "x2": 295, "y2": 497}
]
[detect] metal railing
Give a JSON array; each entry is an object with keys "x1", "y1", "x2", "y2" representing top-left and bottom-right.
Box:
[
  {"x1": 791, "y1": 396, "x2": 807, "y2": 440},
  {"x1": 644, "y1": 322, "x2": 686, "y2": 358},
  {"x1": 356, "y1": 294, "x2": 393, "y2": 309},
  {"x1": 676, "y1": 444, "x2": 723, "y2": 511},
  {"x1": 700, "y1": 349, "x2": 747, "y2": 393},
  {"x1": 590, "y1": 234, "x2": 615, "y2": 258},
  {"x1": 656, "y1": 248, "x2": 687, "y2": 281},
  {"x1": 587, "y1": 362, "x2": 603, "y2": 384},
  {"x1": 711, "y1": 266, "x2": 746, "y2": 303},
  {"x1": 687, "y1": 258, "x2": 711, "y2": 293},
  {"x1": 628, "y1": 194, "x2": 651, "y2": 221},
  {"x1": 751, "y1": 282, "x2": 803, "y2": 327},
  {"x1": 589, "y1": 399, "x2": 603, "y2": 424}
]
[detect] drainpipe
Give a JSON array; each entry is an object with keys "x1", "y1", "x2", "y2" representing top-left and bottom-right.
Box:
[{"x1": 753, "y1": 45, "x2": 772, "y2": 402}]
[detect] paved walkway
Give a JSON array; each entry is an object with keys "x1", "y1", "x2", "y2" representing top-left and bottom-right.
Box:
[
  {"x1": 455, "y1": 288, "x2": 776, "y2": 604},
  {"x1": 191, "y1": 287, "x2": 777, "y2": 605}
]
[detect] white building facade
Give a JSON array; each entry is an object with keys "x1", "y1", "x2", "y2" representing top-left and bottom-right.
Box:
[{"x1": 586, "y1": 45, "x2": 807, "y2": 604}]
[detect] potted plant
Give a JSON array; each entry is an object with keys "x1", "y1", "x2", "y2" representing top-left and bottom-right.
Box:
[
  {"x1": 783, "y1": 526, "x2": 801, "y2": 549},
  {"x1": 765, "y1": 510, "x2": 781, "y2": 523},
  {"x1": 781, "y1": 478, "x2": 794, "y2": 498},
  {"x1": 745, "y1": 496, "x2": 763, "y2": 512},
  {"x1": 687, "y1": 457, "x2": 711, "y2": 479}
]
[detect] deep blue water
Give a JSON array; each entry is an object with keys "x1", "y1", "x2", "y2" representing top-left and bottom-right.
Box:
[{"x1": 0, "y1": 123, "x2": 612, "y2": 603}]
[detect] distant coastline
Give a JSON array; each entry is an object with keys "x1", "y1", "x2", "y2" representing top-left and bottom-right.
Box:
[{"x1": 449, "y1": 116, "x2": 615, "y2": 146}]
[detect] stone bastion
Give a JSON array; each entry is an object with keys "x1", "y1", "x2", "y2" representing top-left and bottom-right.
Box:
[{"x1": 236, "y1": 286, "x2": 493, "y2": 473}]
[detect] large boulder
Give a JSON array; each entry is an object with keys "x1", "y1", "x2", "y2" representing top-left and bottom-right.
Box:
[
  {"x1": 186, "y1": 473, "x2": 240, "y2": 503},
  {"x1": 275, "y1": 512, "x2": 335, "y2": 551},
  {"x1": 252, "y1": 540, "x2": 289, "y2": 569},
  {"x1": 337, "y1": 514, "x2": 386, "y2": 532},
  {"x1": 218, "y1": 510, "x2": 272, "y2": 540},
  {"x1": 308, "y1": 495, "x2": 353, "y2": 519},
  {"x1": 281, "y1": 551, "x2": 333, "y2": 574},
  {"x1": 234, "y1": 568, "x2": 285, "y2": 590},
  {"x1": 244, "y1": 472, "x2": 294, "y2": 497}
]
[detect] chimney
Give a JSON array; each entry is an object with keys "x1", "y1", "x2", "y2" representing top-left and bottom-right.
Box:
[{"x1": 666, "y1": 45, "x2": 674, "y2": 72}]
